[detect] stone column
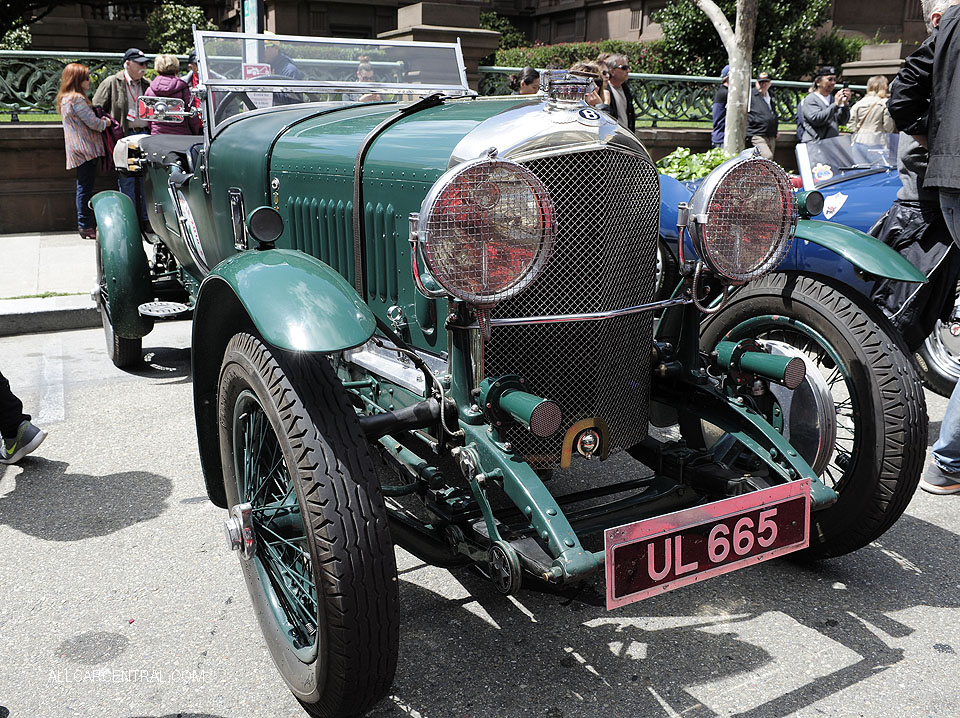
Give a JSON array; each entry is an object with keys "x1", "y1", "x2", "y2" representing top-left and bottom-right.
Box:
[{"x1": 377, "y1": 2, "x2": 500, "y2": 92}]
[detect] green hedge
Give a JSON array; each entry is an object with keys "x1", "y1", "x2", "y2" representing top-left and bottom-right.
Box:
[{"x1": 495, "y1": 40, "x2": 666, "y2": 74}]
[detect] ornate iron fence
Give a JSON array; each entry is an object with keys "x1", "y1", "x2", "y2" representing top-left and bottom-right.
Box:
[
  {"x1": 480, "y1": 66, "x2": 866, "y2": 127},
  {"x1": 0, "y1": 53, "x2": 867, "y2": 125},
  {"x1": 0, "y1": 50, "x2": 186, "y2": 120}
]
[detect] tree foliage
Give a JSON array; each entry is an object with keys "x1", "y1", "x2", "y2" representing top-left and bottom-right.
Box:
[
  {"x1": 480, "y1": 12, "x2": 526, "y2": 51},
  {"x1": 0, "y1": 24, "x2": 31, "y2": 50},
  {"x1": 145, "y1": 3, "x2": 216, "y2": 55},
  {"x1": 655, "y1": 0, "x2": 862, "y2": 79},
  {"x1": 495, "y1": 40, "x2": 666, "y2": 74}
]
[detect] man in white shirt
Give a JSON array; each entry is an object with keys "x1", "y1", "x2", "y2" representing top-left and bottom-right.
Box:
[{"x1": 603, "y1": 54, "x2": 635, "y2": 132}]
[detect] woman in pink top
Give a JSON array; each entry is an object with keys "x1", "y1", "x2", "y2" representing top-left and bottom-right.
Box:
[
  {"x1": 145, "y1": 54, "x2": 202, "y2": 135},
  {"x1": 57, "y1": 63, "x2": 109, "y2": 239}
]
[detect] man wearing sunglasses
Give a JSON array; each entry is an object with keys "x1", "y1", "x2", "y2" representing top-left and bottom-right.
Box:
[{"x1": 603, "y1": 55, "x2": 635, "y2": 132}]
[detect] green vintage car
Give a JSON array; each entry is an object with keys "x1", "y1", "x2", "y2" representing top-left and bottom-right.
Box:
[{"x1": 92, "y1": 31, "x2": 927, "y2": 718}]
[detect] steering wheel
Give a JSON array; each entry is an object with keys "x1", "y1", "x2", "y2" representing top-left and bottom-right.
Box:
[{"x1": 213, "y1": 74, "x2": 301, "y2": 124}]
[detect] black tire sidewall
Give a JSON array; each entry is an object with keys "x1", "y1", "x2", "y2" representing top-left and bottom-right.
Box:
[
  {"x1": 701, "y1": 272, "x2": 924, "y2": 556},
  {"x1": 218, "y1": 332, "x2": 399, "y2": 716},
  {"x1": 218, "y1": 339, "x2": 326, "y2": 702}
]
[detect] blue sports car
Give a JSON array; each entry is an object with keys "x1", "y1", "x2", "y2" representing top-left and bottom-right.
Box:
[{"x1": 659, "y1": 133, "x2": 960, "y2": 397}]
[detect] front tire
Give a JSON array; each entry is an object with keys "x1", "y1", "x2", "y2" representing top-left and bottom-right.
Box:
[
  {"x1": 698, "y1": 273, "x2": 927, "y2": 559},
  {"x1": 218, "y1": 333, "x2": 398, "y2": 718}
]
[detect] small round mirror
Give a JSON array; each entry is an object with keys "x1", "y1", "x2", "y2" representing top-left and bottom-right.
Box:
[{"x1": 246, "y1": 206, "x2": 284, "y2": 246}]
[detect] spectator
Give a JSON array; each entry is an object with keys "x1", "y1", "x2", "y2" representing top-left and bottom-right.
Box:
[
  {"x1": 56, "y1": 63, "x2": 109, "y2": 240},
  {"x1": 798, "y1": 65, "x2": 851, "y2": 142},
  {"x1": 712, "y1": 65, "x2": 730, "y2": 148},
  {"x1": 343, "y1": 61, "x2": 382, "y2": 103},
  {"x1": 849, "y1": 75, "x2": 897, "y2": 144},
  {"x1": 0, "y1": 370, "x2": 46, "y2": 465},
  {"x1": 181, "y1": 49, "x2": 202, "y2": 110},
  {"x1": 795, "y1": 82, "x2": 816, "y2": 142},
  {"x1": 888, "y1": 0, "x2": 960, "y2": 494},
  {"x1": 92, "y1": 47, "x2": 151, "y2": 226},
  {"x1": 746, "y1": 71, "x2": 779, "y2": 159},
  {"x1": 570, "y1": 61, "x2": 609, "y2": 110},
  {"x1": 145, "y1": 54, "x2": 202, "y2": 135},
  {"x1": 873, "y1": 0, "x2": 960, "y2": 351},
  {"x1": 509, "y1": 66, "x2": 540, "y2": 95},
  {"x1": 263, "y1": 36, "x2": 302, "y2": 80},
  {"x1": 262, "y1": 35, "x2": 303, "y2": 106},
  {"x1": 603, "y1": 54, "x2": 635, "y2": 132}
]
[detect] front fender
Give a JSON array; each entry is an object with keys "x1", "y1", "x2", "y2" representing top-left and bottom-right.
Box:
[
  {"x1": 794, "y1": 219, "x2": 928, "y2": 283},
  {"x1": 192, "y1": 249, "x2": 375, "y2": 507},
  {"x1": 90, "y1": 191, "x2": 153, "y2": 338},
  {"x1": 205, "y1": 248, "x2": 376, "y2": 353}
]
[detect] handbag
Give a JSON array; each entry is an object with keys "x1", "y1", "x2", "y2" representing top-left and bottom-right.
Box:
[{"x1": 93, "y1": 106, "x2": 124, "y2": 170}]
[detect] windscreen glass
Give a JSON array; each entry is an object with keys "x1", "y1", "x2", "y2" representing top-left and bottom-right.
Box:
[{"x1": 196, "y1": 32, "x2": 469, "y2": 131}]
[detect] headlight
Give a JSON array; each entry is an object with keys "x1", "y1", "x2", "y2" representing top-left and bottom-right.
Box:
[
  {"x1": 417, "y1": 158, "x2": 555, "y2": 306},
  {"x1": 688, "y1": 156, "x2": 796, "y2": 282}
]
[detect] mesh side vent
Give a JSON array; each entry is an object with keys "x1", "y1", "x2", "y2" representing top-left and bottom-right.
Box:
[{"x1": 483, "y1": 149, "x2": 661, "y2": 466}]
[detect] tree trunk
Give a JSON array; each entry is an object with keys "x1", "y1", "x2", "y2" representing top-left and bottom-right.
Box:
[{"x1": 694, "y1": 0, "x2": 759, "y2": 156}]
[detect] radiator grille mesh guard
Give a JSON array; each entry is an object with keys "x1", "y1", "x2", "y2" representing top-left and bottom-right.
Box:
[{"x1": 483, "y1": 148, "x2": 661, "y2": 466}]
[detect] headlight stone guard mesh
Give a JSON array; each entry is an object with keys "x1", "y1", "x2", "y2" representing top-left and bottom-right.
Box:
[{"x1": 698, "y1": 158, "x2": 797, "y2": 282}]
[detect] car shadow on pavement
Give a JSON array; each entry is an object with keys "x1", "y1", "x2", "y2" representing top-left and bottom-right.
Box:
[
  {"x1": 0, "y1": 458, "x2": 171, "y2": 541},
  {"x1": 371, "y1": 510, "x2": 960, "y2": 718}
]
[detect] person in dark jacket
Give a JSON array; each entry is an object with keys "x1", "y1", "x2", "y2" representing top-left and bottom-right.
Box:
[
  {"x1": 746, "y1": 71, "x2": 778, "y2": 159},
  {"x1": 711, "y1": 65, "x2": 729, "y2": 147},
  {"x1": 145, "y1": 54, "x2": 202, "y2": 135},
  {"x1": 798, "y1": 66, "x2": 851, "y2": 143},
  {"x1": 603, "y1": 54, "x2": 635, "y2": 133},
  {"x1": 888, "y1": 0, "x2": 960, "y2": 494},
  {"x1": 180, "y1": 49, "x2": 202, "y2": 110}
]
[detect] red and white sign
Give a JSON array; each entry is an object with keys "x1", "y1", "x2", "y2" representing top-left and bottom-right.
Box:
[
  {"x1": 604, "y1": 478, "x2": 810, "y2": 610},
  {"x1": 242, "y1": 63, "x2": 272, "y2": 79}
]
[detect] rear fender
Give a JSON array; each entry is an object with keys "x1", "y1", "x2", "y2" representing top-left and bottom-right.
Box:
[
  {"x1": 90, "y1": 191, "x2": 154, "y2": 338},
  {"x1": 192, "y1": 249, "x2": 376, "y2": 507},
  {"x1": 794, "y1": 219, "x2": 928, "y2": 283}
]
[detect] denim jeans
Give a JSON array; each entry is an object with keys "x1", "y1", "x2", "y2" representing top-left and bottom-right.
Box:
[
  {"x1": 931, "y1": 190, "x2": 960, "y2": 470},
  {"x1": 117, "y1": 172, "x2": 148, "y2": 225},
  {"x1": 75, "y1": 158, "x2": 97, "y2": 229}
]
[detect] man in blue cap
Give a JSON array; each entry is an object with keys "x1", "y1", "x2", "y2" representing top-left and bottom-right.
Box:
[{"x1": 712, "y1": 65, "x2": 730, "y2": 148}]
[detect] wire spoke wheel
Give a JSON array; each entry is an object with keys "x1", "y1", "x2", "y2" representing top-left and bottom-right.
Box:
[
  {"x1": 219, "y1": 332, "x2": 398, "y2": 717},
  {"x1": 233, "y1": 390, "x2": 318, "y2": 656},
  {"x1": 692, "y1": 273, "x2": 927, "y2": 558}
]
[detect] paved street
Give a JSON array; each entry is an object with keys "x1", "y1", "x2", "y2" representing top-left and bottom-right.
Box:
[{"x1": 0, "y1": 322, "x2": 957, "y2": 718}]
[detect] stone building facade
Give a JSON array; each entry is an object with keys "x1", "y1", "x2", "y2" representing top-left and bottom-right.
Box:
[{"x1": 27, "y1": 0, "x2": 928, "y2": 52}]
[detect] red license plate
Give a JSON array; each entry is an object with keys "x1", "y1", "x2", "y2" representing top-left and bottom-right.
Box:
[{"x1": 604, "y1": 479, "x2": 810, "y2": 610}]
